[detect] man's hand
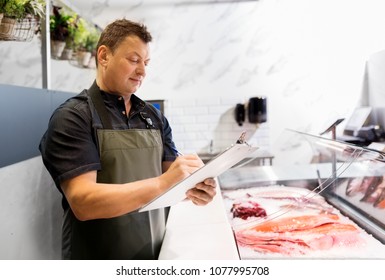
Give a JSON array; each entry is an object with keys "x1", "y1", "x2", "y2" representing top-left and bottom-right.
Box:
[{"x1": 186, "y1": 178, "x2": 217, "y2": 205}]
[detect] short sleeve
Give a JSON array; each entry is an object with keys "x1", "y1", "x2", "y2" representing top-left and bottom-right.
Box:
[
  {"x1": 39, "y1": 103, "x2": 101, "y2": 189},
  {"x1": 162, "y1": 115, "x2": 178, "y2": 162}
]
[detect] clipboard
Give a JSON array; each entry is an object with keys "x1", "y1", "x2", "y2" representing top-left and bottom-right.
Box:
[{"x1": 139, "y1": 141, "x2": 258, "y2": 212}]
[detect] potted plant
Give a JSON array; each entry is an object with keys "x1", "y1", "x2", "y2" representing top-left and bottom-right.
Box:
[
  {"x1": 0, "y1": 0, "x2": 25, "y2": 37},
  {"x1": 50, "y1": 5, "x2": 76, "y2": 58},
  {"x1": 0, "y1": 0, "x2": 44, "y2": 18},
  {"x1": 73, "y1": 19, "x2": 101, "y2": 67},
  {"x1": 0, "y1": 0, "x2": 5, "y2": 24},
  {"x1": 1, "y1": 0, "x2": 26, "y2": 19},
  {"x1": 83, "y1": 32, "x2": 99, "y2": 68},
  {"x1": 24, "y1": 0, "x2": 45, "y2": 19},
  {"x1": 0, "y1": 0, "x2": 45, "y2": 40},
  {"x1": 60, "y1": 14, "x2": 78, "y2": 60},
  {"x1": 20, "y1": 0, "x2": 45, "y2": 37}
]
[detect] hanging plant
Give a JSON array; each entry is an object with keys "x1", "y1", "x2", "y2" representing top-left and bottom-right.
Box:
[
  {"x1": 1, "y1": 0, "x2": 26, "y2": 19},
  {"x1": 24, "y1": 0, "x2": 45, "y2": 19},
  {"x1": 0, "y1": 0, "x2": 45, "y2": 41},
  {"x1": 72, "y1": 18, "x2": 101, "y2": 67},
  {"x1": 50, "y1": 5, "x2": 76, "y2": 42}
]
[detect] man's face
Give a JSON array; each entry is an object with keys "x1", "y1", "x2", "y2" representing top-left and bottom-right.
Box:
[{"x1": 103, "y1": 35, "x2": 151, "y2": 96}]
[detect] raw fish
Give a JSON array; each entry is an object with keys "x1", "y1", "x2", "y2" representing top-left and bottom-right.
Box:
[{"x1": 235, "y1": 214, "x2": 361, "y2": 255}]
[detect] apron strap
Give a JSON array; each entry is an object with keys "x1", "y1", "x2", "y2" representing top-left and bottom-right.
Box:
[{"x1": 87, "y1": 81, "x2": 113, "y2": 129}]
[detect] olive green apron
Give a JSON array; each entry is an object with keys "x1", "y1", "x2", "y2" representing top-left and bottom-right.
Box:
[{"x1": 61, "y1": 85, "x2": 166, "y2": 260}]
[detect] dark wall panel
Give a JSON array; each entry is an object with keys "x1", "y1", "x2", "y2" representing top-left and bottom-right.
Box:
[{"x1": 0, "y1": 84, "x2": 75, "y2": 168}]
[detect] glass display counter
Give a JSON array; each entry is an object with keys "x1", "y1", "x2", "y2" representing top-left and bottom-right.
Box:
[{"x1": 218, "y1": 130, "x2": 385, "y2": 259}]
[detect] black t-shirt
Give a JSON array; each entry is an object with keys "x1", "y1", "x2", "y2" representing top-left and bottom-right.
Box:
[{"x1": 39, "y1": 84, "x2": 177, "y2": 209}]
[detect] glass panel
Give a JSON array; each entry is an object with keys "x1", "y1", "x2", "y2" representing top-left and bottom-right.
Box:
[
  {"x1": 219, "y1": 129, "x2": 385, "y2": 258},
  {"x1": 289, "y1": 130, "x2": 385, "y2": 231}
]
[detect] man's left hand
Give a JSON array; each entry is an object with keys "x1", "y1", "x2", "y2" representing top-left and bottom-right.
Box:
[{"x1": 186, "y1": 178, "x2": 217, "y2": 205}]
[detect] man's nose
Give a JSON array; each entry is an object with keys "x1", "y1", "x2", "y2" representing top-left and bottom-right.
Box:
[{"x1": 136, "y1": 62, "x2": 146, "y2": 76}]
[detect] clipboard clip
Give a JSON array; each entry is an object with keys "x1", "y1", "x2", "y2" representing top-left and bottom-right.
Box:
[{"x1": 236, "y1": 131, "x2": 249, "y2": 145}]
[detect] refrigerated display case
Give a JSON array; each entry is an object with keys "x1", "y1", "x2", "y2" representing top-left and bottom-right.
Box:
[{"x1": 218, "y1": 129, "x2": 385, "y2": 259}]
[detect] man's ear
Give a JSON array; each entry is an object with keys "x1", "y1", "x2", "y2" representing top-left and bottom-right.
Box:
[{"x1": 97, "y1": 45, "x2": 108, "y2": 66}]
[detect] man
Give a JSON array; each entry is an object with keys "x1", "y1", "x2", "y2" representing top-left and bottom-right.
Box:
[{"x1": 39, "y1": 19, "x2": 216, "y2": 260}]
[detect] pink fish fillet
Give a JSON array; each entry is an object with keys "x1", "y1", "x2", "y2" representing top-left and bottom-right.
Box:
[{"x1": 235, "y1": 214, "x2": 361, "y2": 255}]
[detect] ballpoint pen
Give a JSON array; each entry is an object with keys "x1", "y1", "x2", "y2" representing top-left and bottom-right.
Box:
[
  {"x1": 236, "y1": 131, "x2": 247, "y2": 144},
  {"x1": 172, "y1": 147, "x2": 184, "y2": 156}
]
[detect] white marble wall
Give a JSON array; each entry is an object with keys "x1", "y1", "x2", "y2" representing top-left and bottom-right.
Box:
[{"x1": 2, "y1": 0, "x2": 385, "y2": 160}]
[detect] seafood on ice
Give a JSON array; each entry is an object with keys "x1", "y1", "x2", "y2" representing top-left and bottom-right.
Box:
[
  {"x1": 346, "y1": 176, "x2": 385, "y2": 209},
  {"x1": 223, "y1": 186, "x2": 368, "y2": 257},
  {"x1": 235, "y1": 214, "x2": 361, "y2": 255}
]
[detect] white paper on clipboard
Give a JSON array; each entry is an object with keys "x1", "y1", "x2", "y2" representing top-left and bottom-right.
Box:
[{"x1": 139, "y1": 143, "x2": 258, "y2": 212}]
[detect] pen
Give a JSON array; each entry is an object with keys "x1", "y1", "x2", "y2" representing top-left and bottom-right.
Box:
[
  {"x1": 236, "y1": 131, "x2": 247, "y2": 144},
  {"x1": 172, "y1": 147, "x2": 184, "y2": 156}
]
